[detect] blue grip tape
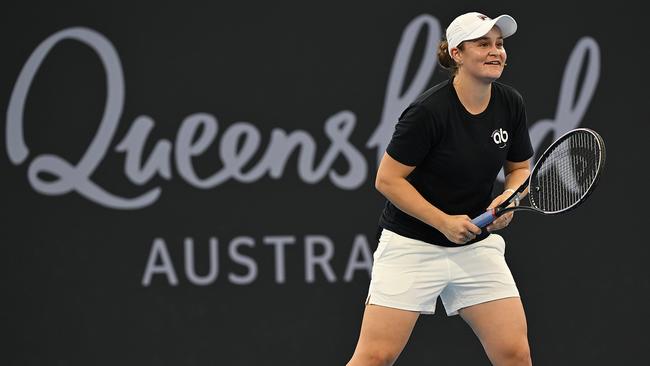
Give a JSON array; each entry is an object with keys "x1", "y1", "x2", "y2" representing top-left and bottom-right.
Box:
[{"x1": 471, "y1": 209, "x2": 496, "y2": 228}]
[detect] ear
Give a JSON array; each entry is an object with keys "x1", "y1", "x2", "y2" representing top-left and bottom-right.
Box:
[{"x1": 450, "y1": 47, "x2": 463, "y2": 65}]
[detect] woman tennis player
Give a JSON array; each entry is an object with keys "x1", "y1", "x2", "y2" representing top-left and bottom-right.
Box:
[{"x1": 347, "y1": 12, "x2": 534, "y2": 366}]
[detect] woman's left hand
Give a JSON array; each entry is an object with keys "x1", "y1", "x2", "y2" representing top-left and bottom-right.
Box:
[{"x1": 485, "y1": 192, "x2": 515, "y2": 232}]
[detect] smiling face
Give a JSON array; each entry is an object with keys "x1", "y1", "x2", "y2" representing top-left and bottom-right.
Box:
[{"x1": 451, "y1": 26, "x2": 507, "y2": 83}]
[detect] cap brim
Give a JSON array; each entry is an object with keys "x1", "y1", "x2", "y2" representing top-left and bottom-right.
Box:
[
  {"x1": 494, "y1": 15, "x2": 517, "y2": 38},
  {"x1": 465, "y1": 14, "x2": 518, "y2": 41}
]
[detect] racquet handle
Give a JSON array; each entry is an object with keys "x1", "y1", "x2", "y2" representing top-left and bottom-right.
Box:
[{"x1": 471, "y1": 209, "x2": 497, "y2": 228}]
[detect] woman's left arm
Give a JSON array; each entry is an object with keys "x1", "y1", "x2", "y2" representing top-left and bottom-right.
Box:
[{"x1": 485, "y1": 159, "x2": 531, "y2": 232}]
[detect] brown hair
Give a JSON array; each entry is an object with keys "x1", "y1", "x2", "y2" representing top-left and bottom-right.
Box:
[{"x1": 437, "y1": 40, "x2": 464, "y2": 77}]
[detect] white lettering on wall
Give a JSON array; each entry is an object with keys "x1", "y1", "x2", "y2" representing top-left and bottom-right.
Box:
[
  {"x1": 184, "y1": 238, "x2": 219, "y2": 286},
  {"x1": 228, "y1": 237, "x2": 258, "y2": 285},
  {"x1": 305, "y1": 235, "x2": 337, "y2": 283},
  {"x1": 6, "y1": 17, "x2": 601, "y2": 209},
  {"x1": 263, "y1": 236, "x2": 296, "y2": 284},
  {"x1": 528, "y1": 37, "x2": 600, "y2": 149},
  {"x1": 142, "y1": 235, "x2": 373, "y2": 286},
  {"x1": 343, "y1": 234, "x2": 373, "y2": 282},
  {"x1": 142, "y1": 238, "x2": 179, "y2": 286},
  {"x1": 366, "y1": 14, "x2": 440, "y2": 163}
]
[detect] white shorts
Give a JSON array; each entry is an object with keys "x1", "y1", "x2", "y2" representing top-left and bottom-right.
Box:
[{"x1": 366, "y1": 229, "x2": 520, "y2": 316}]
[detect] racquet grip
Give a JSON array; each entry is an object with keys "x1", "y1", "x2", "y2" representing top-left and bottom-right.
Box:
[{"x1": 471, "y1": 209, "x2": 497, "y2": 228}]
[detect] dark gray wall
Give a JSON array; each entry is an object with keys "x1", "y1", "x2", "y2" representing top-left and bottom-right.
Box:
[{"x1": 2, "y1": 1, "x2": 648, "y2": 365}]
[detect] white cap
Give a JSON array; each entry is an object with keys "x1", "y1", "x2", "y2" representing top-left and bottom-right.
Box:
[{"x1": 446, "y1": 12, "x2": 517, "y2": 56}]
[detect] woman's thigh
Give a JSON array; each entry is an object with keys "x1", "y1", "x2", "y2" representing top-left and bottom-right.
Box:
[
  {"x1": 347, "y1": 304, "x2": 419, "y2": 366},
  {"x1": 459, "y1": 297, "x2": 531, "y2": 365}
]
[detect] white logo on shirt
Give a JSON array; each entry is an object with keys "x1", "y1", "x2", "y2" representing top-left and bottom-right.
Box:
[{"x1": 491, "y1": 128, "x2": 509, "y2": 148}]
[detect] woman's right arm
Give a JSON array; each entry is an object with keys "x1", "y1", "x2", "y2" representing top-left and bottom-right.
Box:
[{"x1": 375, "y1": 152, "x2": 481, "y2": 244}]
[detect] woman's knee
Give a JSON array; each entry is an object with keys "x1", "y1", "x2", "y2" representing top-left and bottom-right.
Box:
[
  {"x1": 494, "y1": 341, "x2": 531, "y2": 366},
  {"x1": 347, "y1": 348, "x2": 400, "y2": 366}
]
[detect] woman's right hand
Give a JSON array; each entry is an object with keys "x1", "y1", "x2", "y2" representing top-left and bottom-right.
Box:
[{"x1": 439, "y1": 215, "x2": 482, "y2": 245}]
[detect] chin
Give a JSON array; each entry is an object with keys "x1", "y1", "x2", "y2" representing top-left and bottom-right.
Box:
[
  {"x1": 482, "y1": 71, "x2": 503, "y2": 82},
  {"x1": 480, "y1": 75, "x2": 501, "y2": 84}
]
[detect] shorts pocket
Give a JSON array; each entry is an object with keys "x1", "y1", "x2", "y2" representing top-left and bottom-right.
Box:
[
  {"x1": 371, "y1": 265, "x2": 416, "y2": 296},
  {"x1": 474, "y1": 234, "x2": 506, "y2": 255},
  {"x1": 492, "y1": 234, "x2": 506, "y2": 255}
]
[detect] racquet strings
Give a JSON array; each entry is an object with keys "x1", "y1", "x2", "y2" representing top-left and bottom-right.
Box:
[{"x1": 531, "y1": 131, "x2": 603, "y2": 212}]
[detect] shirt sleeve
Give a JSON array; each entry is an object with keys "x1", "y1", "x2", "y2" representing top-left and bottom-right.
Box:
[
  {"x1": 506, "y1": 94, "x2": 534, "y2": 162},
  {"x1": 385, "y1": 105, "x2": 436, "y2": 166}
]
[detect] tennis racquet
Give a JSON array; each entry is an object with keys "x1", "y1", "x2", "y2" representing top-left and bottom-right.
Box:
[{"x1": 471, "y1": 128, "x2": 606, "y2": 228}]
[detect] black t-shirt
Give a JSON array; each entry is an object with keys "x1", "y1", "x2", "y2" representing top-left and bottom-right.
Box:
[{"x1": 378, "y1": 78, "x2": 534, "y2": 247}]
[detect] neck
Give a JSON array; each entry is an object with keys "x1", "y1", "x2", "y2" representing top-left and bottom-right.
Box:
[{"x1": 453, "y1": 73, "x2": 492, "y2": 115}]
